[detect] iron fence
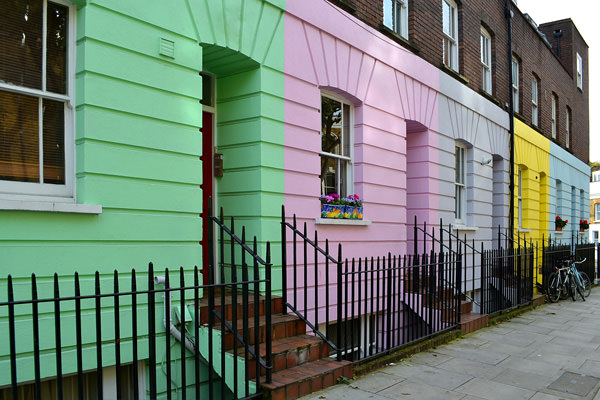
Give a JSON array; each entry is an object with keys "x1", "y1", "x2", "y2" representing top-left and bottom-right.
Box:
[
  {"x1": 1, "y1": 204, "x2": 272, "y2": 400},
  {"x1": 481, "y1": 243, "x2": 534, "y2": 314},
  {"x1": 281, "y1": 208, "x2": 462, "y2": 363}
]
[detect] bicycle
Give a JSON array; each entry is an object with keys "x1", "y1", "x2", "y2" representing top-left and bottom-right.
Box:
[{"x1": 547, "y1": 258, "x2": 590, "y2": 303}]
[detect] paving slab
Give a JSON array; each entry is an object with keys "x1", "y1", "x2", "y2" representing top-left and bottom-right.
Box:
[
  {"x1": 456, "y1": 377, "x2": 536, "y2": 399},
  {"x1": 300, "y1": 291, "x2": 600, "y2": 400}
]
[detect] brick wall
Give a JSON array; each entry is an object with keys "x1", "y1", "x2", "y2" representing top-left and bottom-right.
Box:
[{"x1": 327, "y1": 0, "x2": 589, "y2": 163}]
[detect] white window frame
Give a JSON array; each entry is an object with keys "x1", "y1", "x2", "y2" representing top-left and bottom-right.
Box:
[
  {"x1": 0, "y1": 0, "x2": 76, "y2": 203},
  {"x1": 442, "y1": 0, "x2": 458, "y2": 71},
  {"x1": 454, "y1": 144, "x2": 466, "y2": 223},
  {"x1": 556, "y1": 180, "x2": 562, "y2": 216},
  {"x1": 518, "y1": 168, "x2": 523, "y2": 229},
  {"x1": 320, "y1": 93, "x2": 353, "y2": 197},
  {"x1": 480, "y1": 27, "x2": 492, "y2": 95},
  {"x1": 511, "y1": 56, "x2": 519, "y2": 113},
  {"x1": 565, "y1": 108, "x2": 570, "y2": 148},
  {"x1": 577, "y1": 53, "x2": 583, "y2": 90},
  {"x1": 383, "y1": 0, "x2": 408, "y2": 39},
  {"x1": 595, "y1": 203, "x2": 600, "y2": 222},
  {"x1": 551, "y1": 94, "x2": 557, "y2": 140},
  {"x1": 531, "y1": 77, "x2": 538, "y2": 126}
]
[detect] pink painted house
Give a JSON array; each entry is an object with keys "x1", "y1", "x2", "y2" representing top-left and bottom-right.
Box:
[{"x1": 282, "y1": 0, "x2": 509, "y2": 338}]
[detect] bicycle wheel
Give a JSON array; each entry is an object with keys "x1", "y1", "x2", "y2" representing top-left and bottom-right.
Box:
[
  {"x1": 559, "y1": 272, "x2": 569, "y2": 300},
  {"x1": 579, "y1": 271, "x2": 592, "y2": 298},
  {"x1": 547, "y1": 272, "x2": 561, "y2": 303}
]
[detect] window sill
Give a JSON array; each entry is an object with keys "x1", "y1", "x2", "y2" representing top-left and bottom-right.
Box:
[
  {"x1": 379, "y1": 25, "x2": 420, "y2": 54},
  {"x1": 518, "y1": 228, "x2": 532, "y2": 233},
  {"x1": 441, "y1": 65, "x2": 469, "y2": 85},
  {"x1": 452, "y1": 225, "x2": 478, "y2": 232},
  {"x1": 0, "y1": 200, "x2": 102, "y2": 214},
  {"x1": 315, "y1": 218, "x2": 371, "y2": 226}
]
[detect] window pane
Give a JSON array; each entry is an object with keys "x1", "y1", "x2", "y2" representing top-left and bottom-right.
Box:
[
  {"x1": 321, "y1": 96, "x2": 342, "y2": 155},
  {"x1": 0, "y1": 91, "x2": 40, "y2": 182},
  {"x1": 0, "y1": 0, "x2": 43, "y2": 90},
  {"x1": 321, "y1": 155, "x2": 336, "y2": 195},
  {"x1": 46, "y1": 2, "x2": 68, "y2": 94},
  {"x1": 383, "y1": 0, "x2": 393, "y2": 29},
  {"x1": 42, "y1": 99, "x2": 64, "y2": 184},
  {"x1": 442, "y1": 2, "x2": 451, "y2": 36}
]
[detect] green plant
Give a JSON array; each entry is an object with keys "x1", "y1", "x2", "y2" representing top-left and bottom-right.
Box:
[{"x1": 555, "y1": 216, "x2": 568, "y2": 228}]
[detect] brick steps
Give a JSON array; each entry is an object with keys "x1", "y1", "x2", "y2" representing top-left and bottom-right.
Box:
[
  {"x1": 220, "y1": 313, "x2": 306, "y2": 350},
  {"x1": 260, "y1": 359, "x2": 353, "y2": 400},
  {"x1": 231, "y1": 334, "x2": 330, "y2": 377},
  {"x1": 459, "y1": 311, "x2": 489, "y2": 333},
  {"x1": 207, "y1": 293, "x2": 352, "y2": 399}
]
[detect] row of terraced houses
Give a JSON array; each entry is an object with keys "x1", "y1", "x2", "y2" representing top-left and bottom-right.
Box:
[{"x1": 0, "y1": 0, "x2": 591, "y2": 398}]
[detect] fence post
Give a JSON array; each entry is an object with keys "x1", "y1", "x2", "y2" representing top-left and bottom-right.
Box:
[
  {"x1": 266, "y1": 241, "x2": 273, "y2": 383},
  {"x1": 456, "y1": 252, "x2": 462, "y2": 324},
  {"x1": 8, "y1": 276, "x2": 17, "y2": 400},
  {"x1": 281, "y1": 206, "x2": 288, "y2": 314},
  {"x1": 336, "y1": 244, "x2": 343, "y2": 362},
  {"x1": 148, "y1": 263, "x2": 157, "y2": 399}
]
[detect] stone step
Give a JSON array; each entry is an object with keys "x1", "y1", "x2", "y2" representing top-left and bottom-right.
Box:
[{"x1": 260, "y1": 358, "x2": 353, "y2": 400}]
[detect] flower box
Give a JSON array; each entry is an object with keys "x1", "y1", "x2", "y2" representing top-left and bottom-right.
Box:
[
  {"x1": 343, "y1": 205, "x2": 363, "y2": 220},
  {"x1": 321, "y1": 203, "x2": 344, "y2": 219}
]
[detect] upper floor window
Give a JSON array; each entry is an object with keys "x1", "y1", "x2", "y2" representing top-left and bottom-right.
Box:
[
  {"x1": 383, "y1": 0, "x2": 408, "y2": 39},
  {"x1": 551, "y1": 94, "x2": 557, "y2": 140},
  {"x1": 442, "y1": 0, "x2": 458, "y2": 71},
  {"x1": 531, "y1": 76, "x2": 539, "y2": 126},
  {"x1": 596, "y1": 203, "x2": 600, "y2": 222},
  {"x1": 565, "y1": 107, "x2": 571, "y2": 148},
  {"x1": 593, "y1": 171, "x2": 600, "y2": 182},
  {"x1": 0, "y1": 0, "x2": 74, "y2": 201},
  {"x1": 577, "y1": 53, "x2": 583, "y2": 90},
  {"x1": 321, "y1": 94, "x2": 353, "y2": 197},
  {"x1": 480, "y1": 27, "x2": 492, "y2": 95},
  {"x1": 454, "y1": 144, "x2": 466, "y2": 222},
  {"x1": 511, "y1": 56, "x2": 519, "y2": 113}
]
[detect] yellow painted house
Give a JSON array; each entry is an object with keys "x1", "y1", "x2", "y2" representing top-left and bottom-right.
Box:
[{"x1": 514, "y1": 118, "x2": 550, "y2": 246}]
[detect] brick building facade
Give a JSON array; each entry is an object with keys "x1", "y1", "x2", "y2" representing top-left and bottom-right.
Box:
[{"x1": 328, "y1": 0, "x2": 589, "y2": 163}]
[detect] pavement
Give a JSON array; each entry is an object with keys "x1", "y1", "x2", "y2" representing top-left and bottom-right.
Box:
[{"x1": 300, "y1": 290, "x2": 600, "y2": 400}]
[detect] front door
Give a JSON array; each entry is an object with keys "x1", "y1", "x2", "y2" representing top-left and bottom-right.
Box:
[{"x1": 200, "y1": 111, "x2": 214, "y2": 284}]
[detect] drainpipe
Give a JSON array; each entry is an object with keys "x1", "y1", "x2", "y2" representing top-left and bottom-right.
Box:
[
  {"x1": 553, "y1": 29, "x2": 563, "y2": 59},
  {"x1": 505, "y1": 0, "x2": 515, "y2": 242},
  {"x1": 154, "y1": 276, "x2": 196, "y2": 353}
]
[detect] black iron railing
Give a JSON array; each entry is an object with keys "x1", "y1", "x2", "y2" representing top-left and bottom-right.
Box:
[
  {"x1": 1, "y1": 263, "x2": 269, "y2": 400},
  {"x1": 281, "y1": 209, "x2": 343, "y2": 361},
  {"x1": 336, "y1": 250, "x2": 461, "y2": 362},
  {"x1": 281, "y1": 208, "x2": 461, "y2": 363},
  {"x1": 413, "y1": 217, "x2": 479, "y2": 308},
  {"x1": 1, "y1": 203, "x2": 272, "y2": 399},
  {"x1": 208, "y1": 201, "x2": 273, "y2": 386},
  {"x1": 481, "y1": 242, "x2": 534, "y2": 314}
]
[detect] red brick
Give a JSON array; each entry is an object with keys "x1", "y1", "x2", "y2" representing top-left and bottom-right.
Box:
[{"x1": 325, "y1": 0, "x2": 589, "y2": 163}]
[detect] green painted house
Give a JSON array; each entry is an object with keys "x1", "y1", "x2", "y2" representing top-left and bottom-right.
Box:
[{"x1": 1, "y1": 0, "x2": 285, "y2": 397}]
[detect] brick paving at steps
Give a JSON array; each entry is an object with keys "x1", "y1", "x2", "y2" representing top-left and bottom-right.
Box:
[{"x1": 299, "y1": 290, "x2": 600, "y2": 400}]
